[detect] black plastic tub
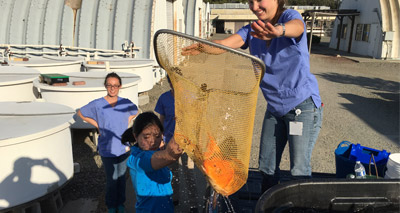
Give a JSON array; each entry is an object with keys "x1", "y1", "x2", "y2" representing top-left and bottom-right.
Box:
[{"x1": 256, "y1": 179, "x2": 400, "y2": 213}]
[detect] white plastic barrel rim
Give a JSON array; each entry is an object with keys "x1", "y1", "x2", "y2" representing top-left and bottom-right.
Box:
[{"x1": 385, "y1": 153, "x2": 400, "y2": 179}]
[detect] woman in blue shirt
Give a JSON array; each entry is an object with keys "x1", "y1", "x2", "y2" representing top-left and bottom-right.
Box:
[
  {"x1": 183, "y1": 0, "x2": 323, "y2": 192},
  {"x1": 78, "y1": 72, "x2": 138, "y2": 213}
]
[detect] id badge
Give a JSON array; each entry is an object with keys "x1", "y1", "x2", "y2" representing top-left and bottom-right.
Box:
[{"x1": 289, "y1": 121, "x2": 303, "y2": 136}]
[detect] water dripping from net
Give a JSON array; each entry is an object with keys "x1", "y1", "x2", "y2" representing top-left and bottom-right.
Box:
[
  {"x1": 222, "y1": 196, "x2": 236, "y2": 213},
  {"x1": 207, "y1": 189, "x2": 218, "y2": 213},
  {"x1": 206, "y1": 188, "x2": 236, "y2": 213}
]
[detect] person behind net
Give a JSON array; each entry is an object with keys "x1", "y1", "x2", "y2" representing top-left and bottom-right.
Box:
[
  {"x1": 154, "y1": 76, "x2": 199, "y2": 211},
  {"x1": 125, "y1": 111, "x2": 183, "y2": 213},
  {"x1": 77, "y1": 72, "x2": 138, "y2": 213},
  {"x1": 182, "y1": 0, "x2": 323, "y2": 192}
]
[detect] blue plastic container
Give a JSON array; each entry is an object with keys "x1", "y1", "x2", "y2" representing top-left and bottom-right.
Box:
[
  {"x1": 335, "y1": 141, "x2": 354, "y2": 178},
  {"x1": 335, "y1": 141, "x2": 390, "y2": 178},
  {"x1": 349, "y1": 143, "x2": 390, "y2": 165}
]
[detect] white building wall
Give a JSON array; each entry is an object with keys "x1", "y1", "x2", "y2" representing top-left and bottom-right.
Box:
[
  {"x1": 166, "y1": 1, "x2": 174, "y2": 30},
  {"x1": 0, "y1": 0, "x2": 208, "y2": 60},
  {"x1": 204, "y1": 2, "x2": 212, "y2": 38},
  {"x1": 184, "y1": 0, "x2": 204, "y2": 38},
  {"x1": 330, "y1": 0, "x2": 381, "y2": 58},
  {"x1": 330, "y1": 0, "x2": 399, "y2": 59},
  {"x1": 184, "y1": 0, "x2": 195, "y2": 36},
  {"x1": 150, "y1": 0, "x2": 168, "y2": 60},
  {"x1": 154, "y1": 1, "x2": 168, "y2": 34},
  {"x1": 194, "y1": 0, "x2": 204, "y2": 38},
  {"x1": 175, "y1": 0, "x2": 185, "y2": 33},
  {"x1": 380, "y1": 0, "x2": 400, "y2": 59},
  {"x1": 181, "y1": 0, "x2": 209, "y2": 38}
]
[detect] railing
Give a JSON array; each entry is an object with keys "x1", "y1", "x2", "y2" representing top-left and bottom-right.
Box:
[{"x1": 0, "y1": 41, "x2": 141, "y2": 59}]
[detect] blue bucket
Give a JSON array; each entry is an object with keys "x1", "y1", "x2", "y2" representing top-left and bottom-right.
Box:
[{"x1": 334, "y1": 141, "x2": 389, "y2": 178}]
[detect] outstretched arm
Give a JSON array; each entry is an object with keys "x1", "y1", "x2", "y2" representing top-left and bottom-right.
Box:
[
  {"x1": 181, "y1": 34, "x2": 245, "y2": 56},
  {"x1": 151, "y1": 137, "x2": 183, "y2": 170},
  {"x1": 250, "y1": 19, "x2": 304, "y2": 40}
]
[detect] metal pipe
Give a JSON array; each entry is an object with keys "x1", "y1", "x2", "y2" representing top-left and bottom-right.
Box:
[
  {"x1": 6, "y1": 50, "x2": 127, "y2": 56},
  {"x1": 0, "y1": 44, "x2": 140, "y2": 52},
  {"x1": 308, "y1": 12, "x2": 316, "y2": 54}
]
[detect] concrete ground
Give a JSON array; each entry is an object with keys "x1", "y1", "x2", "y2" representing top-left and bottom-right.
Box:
[{"x1": 60, "y1": 158, "x2": 208, "y2": 213}]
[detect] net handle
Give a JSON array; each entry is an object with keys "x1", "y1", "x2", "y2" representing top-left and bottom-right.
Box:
[{"x1": 368, "y1": 154, "x2": 379, "y2": 178}]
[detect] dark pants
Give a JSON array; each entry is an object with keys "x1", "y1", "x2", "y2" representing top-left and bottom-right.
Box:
[{"x1": 101, "y1": 152, "x2": 130, "y2": 209}]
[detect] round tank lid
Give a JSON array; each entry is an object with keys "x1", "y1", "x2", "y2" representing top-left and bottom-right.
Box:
[
  {"x1": 0, "y1": 65, "x2": 41, "y2": 75},
  {"x1": 65, "y1": 71, "x2": 141, "y2": 79},
  {"x1": 84, "y1": 58, "x2": 154, "y2": 68},
  {"x1": 0, "y1": 66, "x2": 40, "y2": 85},
  {"x1": 8, "y1": 56, "x2": 82, "y2": 67},
  {"x1": 0, "y1": 101, "x2": 75, "y2": 146},
  {"x1": 0, "y1": 75, "x2": 38, "y2": 86},
  {"x1": 43, "y1": 55, "x2": 85, "y2": 62},
  {"x1": 32, "y1": 71, "x2": 141, "y2": 91},
  {"x1": 0, "y1": 101, "x2": 74, "y2": 115}
]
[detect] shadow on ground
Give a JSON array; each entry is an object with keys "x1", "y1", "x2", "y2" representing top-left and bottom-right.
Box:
[{"x1": 316, "y1": 72, "x2": 400, "y2": 145}]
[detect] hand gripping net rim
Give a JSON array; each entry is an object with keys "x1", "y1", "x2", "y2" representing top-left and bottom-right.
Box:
[{"x1": 153, "y1": 29, "x2": 265, "y2": 196}]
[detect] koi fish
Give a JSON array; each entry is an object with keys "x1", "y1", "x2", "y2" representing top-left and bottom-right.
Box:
[{"x1": 203, "y1": 135, "x2": 236, "y2": 196}]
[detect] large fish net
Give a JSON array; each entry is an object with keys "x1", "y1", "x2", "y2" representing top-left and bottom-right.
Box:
[{"x1": 153, "y1": 30, "x2": 265, "y2": 196}]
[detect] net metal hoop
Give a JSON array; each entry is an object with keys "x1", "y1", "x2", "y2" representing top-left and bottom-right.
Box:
[
  {"x1": 153, "y1": 29, "x2": 266, "y2": 79},
  {"x1": 153, "y1": 29, "x2": 266, "y2": 196}
]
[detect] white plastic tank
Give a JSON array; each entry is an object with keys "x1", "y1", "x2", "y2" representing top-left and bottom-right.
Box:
[
  {"x1": 33, "y1": 71, "x2": 141, "y2": 129},
  {"x1": 7, "y1": 56, "x2": 82, "y2": 74},
  {"x1": 160, "y1": 68, "x2": 167, "y2": 80},
  {"x1": 0, "y1": 101, "x2": 75, "y2": 210},
  {"x1": 153, "y1": 67, "x2": 160, "y2": 85},
  {"x1": 83, "y1": 58, "x2": 154, "y2": 93},
  {"x1": 0, "y1": 66, "x2": 40, "y2": 101},
  {"x1": 34, "y1": 71, "x2": 141, "y2": 109}
]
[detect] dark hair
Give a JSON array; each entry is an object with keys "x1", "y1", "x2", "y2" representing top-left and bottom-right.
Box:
[
  {"x1": 121, "y1": 111, "x2": 164, "y2": 146},
  {"x1": 278, "y1": 0, "x2": 286, "y2": 10},
  {"x1": 133, "y1": 111, "x2": 164, "y2": 137},
  {"x1": 273, "y1": 0, "x2": 287, "y2": 24},
  {"x1": 104, "y1": 72, "x2": 122, "y2": 86}
]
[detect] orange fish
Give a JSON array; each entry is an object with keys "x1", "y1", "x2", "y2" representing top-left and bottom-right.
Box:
[{"x1": 203, "y1": 135, "x2": 236, "y2": 196}]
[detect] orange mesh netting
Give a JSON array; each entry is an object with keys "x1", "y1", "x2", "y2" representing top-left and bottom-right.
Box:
[{"x1": 153, "y1": 30, "x2": 265, "y2": 196}]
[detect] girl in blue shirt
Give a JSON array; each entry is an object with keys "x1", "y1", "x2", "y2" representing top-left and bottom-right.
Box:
[
  {"x1": 183, "y1": 0, "x2": 323, "y2": 193},
  {"x1": 127, "y1": 111, "x2": 183, "y2": 213},
  {"x1": 154, "y1": 76, "x2": 198, "y2": 210},
  {"x1": 78, "y1": 72, "x2": 138, "y2": 213}
]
